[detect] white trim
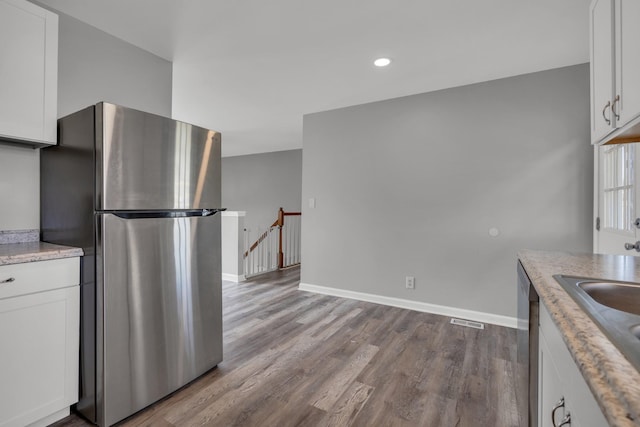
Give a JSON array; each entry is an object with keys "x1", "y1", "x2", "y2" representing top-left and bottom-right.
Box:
[
  {"x1": 222, "y1": 273, "x2": 245, "y2": 283},
  {"x1": 222, "y1": 211, "x2": 246, "y2": 217},
  {"x1": 298, "y1": 282, "x2": 518, "y2": 329},
  {"x1": 30, "y1": 408, "x2": 70, "y2": 427},
  {"x1": 593, "y1": 145, "x2": 600, "y2": 253},
  {"x1": 517, "y1": 318, "x2": 528, "y2": 331}
]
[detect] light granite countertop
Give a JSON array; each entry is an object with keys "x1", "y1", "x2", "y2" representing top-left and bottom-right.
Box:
[
  {"x1": 518, "y1": 249, "x2": 640, "y2": 427},
  {"x1": 0, "y1": 242, "x2": 83, "y2": 266}
]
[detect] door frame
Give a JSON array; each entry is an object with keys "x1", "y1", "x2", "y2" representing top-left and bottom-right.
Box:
[{"x1": 594, "y1": 145, "x2": 600, "y2": 252}]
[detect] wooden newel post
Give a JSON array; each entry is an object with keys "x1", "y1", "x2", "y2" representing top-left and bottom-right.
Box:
[{"x1": 277, "y1": 207, "x2": 284, "y2": 269}]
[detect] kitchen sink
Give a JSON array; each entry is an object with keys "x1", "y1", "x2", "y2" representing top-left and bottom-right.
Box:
[
  {"x1": 632, "y1": 325, "x2": 640, "y2": 340},
  {"x1": 554, "y1": 275, "x2": 640, "y2": 372},
  {"x1": 577, "y1": 281, "x2": 640, "y2": 316}
]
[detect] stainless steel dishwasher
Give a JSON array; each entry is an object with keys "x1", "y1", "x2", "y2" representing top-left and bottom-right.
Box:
[{"x1": 517, "y1": 260, "x2": 539, "y2": 427}]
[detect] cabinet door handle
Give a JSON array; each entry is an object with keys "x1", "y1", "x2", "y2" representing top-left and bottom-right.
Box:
[
  {"x1": 558, "y1": 412, "x2": 571, "y2": 426},
  {"x1": 624, "y1": 241, "x2": 640, "y2": 251},
  {"x1": 0, "y1": 277, "x2": 15, "y2": 284},
  {"x1": 612, "y1": 95, "x2": 621, "y2": 120},
  {"x1": 602, "y1": 101, "x2": 612, "y2": 125},
  {"x1": 551, "y1": 397, "x2": 565, "y2": 427}
]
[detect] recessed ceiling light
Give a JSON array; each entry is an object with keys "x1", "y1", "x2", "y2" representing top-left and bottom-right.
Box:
[{"x1": 374, "y1": 57, "x2": 391, "y2": 67}]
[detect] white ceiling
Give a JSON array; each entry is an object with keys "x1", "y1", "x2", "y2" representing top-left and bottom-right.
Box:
[{"x1": 39, "y1": 0, "x2": 591, "y2": 157}]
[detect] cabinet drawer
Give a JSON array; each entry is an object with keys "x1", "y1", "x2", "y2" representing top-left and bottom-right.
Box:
[{"x1": 0, "y1": 258, "x2": 79, "y2": 300}]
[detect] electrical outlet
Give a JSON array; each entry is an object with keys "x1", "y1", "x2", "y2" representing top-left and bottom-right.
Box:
[{"x1": 406, "y1": 276, "x2": 415, "y2": 289}]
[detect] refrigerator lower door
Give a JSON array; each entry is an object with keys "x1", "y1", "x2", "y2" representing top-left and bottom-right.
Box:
[{"x1": 96, "y1": 213, "x2": 222, "y2": 426}]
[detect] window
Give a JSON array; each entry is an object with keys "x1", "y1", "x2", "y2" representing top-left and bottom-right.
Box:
[{"x1": 601, "y1": 144, "x2": 634, "y2": 231}]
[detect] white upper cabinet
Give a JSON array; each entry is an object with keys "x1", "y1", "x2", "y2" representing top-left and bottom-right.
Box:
[
  {"x1": 590, "y1": 0, "x2": 615, "y2": 143},
  {"x1": 0, "y1": 0, "x2": 58, "y2": 146},
  {"x1": 615, "y1": 0, "x2": 640, "y2": 125},
  {"x1": 591, "y1": 0, "x2": 640, "y2": 145}
]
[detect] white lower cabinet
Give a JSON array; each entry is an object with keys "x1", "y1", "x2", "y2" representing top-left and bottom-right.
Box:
[
  {"x1": 538, "y1": 303, "x2": 608, "y2": 427},
  {"x1": 0, "y1": 257, "x2": 80, "y2": 427},
  {"x1": 539, "y1": 332, "x2": 566, "y2": 427}
]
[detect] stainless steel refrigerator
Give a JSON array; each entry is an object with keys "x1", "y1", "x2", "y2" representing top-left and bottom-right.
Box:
[{"x1": 41, "y1": 102, "x2": 223, "y2": 426}]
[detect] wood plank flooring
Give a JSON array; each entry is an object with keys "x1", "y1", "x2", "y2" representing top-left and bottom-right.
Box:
[{"x1": 52, "y1": 267, "x2": 525, "y2": 427}]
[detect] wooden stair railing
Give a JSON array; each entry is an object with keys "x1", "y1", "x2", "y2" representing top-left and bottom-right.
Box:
[
  {"x1": 277, "y1": 208, "x2": 301, "y2": 269},
  {"x1": 243, "y1": 218, "x2": 279, "y2": 258},
  {"x1": 244, "y1": 208, "x2": 301, "y2": 277}
]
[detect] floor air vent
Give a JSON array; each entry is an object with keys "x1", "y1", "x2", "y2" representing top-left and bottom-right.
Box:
[{"x1": 450, "y1": 318, "x2": 485, "y2": 330}]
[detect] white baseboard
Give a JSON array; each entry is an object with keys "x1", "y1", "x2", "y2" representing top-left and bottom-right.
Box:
[
  {"x1": 222, "y1": 273, "x2": 245, "y2": 283},
  {"x1": 298, "y1": 282, "x2": 518, "y2": 329},
  {"x1": 30, "y1": 408, "x2": 70, "y2": 427}
]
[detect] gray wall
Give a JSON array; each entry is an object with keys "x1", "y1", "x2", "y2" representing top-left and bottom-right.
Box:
[
  {"x1": 222, "y1": 149, "x2": 302, "y2": 233},
  {"x1": 0, "y1": 145, "x2": 41, "y2": 230},
  {"x1": 0, "y1": 8, "x2": 172, "y2": 232},
  {"x1": 301, "y1": 64, "x2": 592, "y2": 319},
  {"x1": 56, "y1": 12, "x2": 172, "y2": 118}
]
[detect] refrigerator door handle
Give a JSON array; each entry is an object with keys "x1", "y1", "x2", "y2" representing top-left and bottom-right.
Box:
[
  {"x1": 202, "y1": 208, "x2": 226, "y2": 216},
  {"x1": 110, "y1": 209, "x2": 226, "y2": 219}
]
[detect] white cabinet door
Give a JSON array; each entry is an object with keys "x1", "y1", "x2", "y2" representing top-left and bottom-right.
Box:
[
  {"x1": 0, "y1": 286, "x2": 79, "y2": 427},
  {"x1": 539, "y1": 332, "x2": 566, "y2": 427},
  {"x1": 591, "y1": 0, "x2": 640, "y2": 145},
  {"x1": 590, "y1": 0, "x2": 616, "y2": 143},
  {"x1": 538, "y1": 304, "x2": 609, "y2": 427},
  {"x1": 0, "y1": 0, "x2": 58, "y2": 144},
  {"x1": 566, "y1": 356, "x2": 608, "y2": 427},
  {"x1": 615, "y1": 0, "x2": 640, "y2": 126}
]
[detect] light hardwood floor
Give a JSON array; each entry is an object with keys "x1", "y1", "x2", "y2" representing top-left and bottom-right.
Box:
[{"x1": 53, "y1": 267, "x2": 524, "y2": 427}]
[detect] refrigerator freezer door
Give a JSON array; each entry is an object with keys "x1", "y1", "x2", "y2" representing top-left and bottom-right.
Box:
[
  {"x1": 96, "y1": 213, "x2": 222, "y2": 426},
  {"x1": 96, "y1": 102, "x2": 221, "y2": 211}
]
